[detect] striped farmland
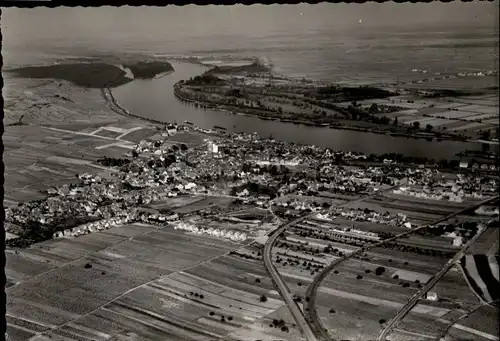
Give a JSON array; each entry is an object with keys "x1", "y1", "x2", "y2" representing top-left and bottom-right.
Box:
[{"x1": 460, "y1": 254, "x2": 500, "y2": 305}]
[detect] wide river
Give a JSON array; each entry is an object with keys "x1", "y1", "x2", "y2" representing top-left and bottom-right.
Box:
[{"x1": 112, "y1": 62, "x2": 488, "y2": 159}]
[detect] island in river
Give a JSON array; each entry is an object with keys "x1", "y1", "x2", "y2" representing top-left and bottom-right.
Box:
[
  {"x1": 8, "y1": 59, "x2": 174, "y2": 88},
  {"x1": 174, "y1": 62, "x2": 499, "y2": 144}
]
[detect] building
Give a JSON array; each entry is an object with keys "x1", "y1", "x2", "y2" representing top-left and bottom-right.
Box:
[
  {"x1": 453, "y1": 236, "x2": 464, "y2": 247},
  {"x1": 426, "y1": 292, "x2": 438, "y2": 301},
  {"x1": 475, "y1": 205, "x2": 500, "y2": 216},
  {"x1": 207, "y1": 141, "x2": 219, "y2": 153}
]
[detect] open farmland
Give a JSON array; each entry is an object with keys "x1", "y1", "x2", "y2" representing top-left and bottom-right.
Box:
[
  {"x1": 2, "y1": 81, "x2": 160, "y2": 203},
  {"x1": 375, "y1": 88, "x2": 499, "y2": 139},
  {"x1": 6, "y1": 224, "x2": 244, "y2": 341},
  {"x1": 7, "y1": 230, "x2": 308, "y2": 341},
  {"x1": 180, "y1": 245, "x2": 305, "y2": 340},
  {"x1": 271, "y1": 193, "x2": 500, "y2": 341},
  {"x1": 391, "y1": 272, "x2": 497, "y2": 341},
  {"x1": 273, "y1": 254, "x2": 454, "y2": 341},
  {"x1": 267, "y1": 209, "x2": 464, "y2": 340},
  {"x1": 3, "y1": 76, "x2": 125, "y2": 127},
  {"x1": 444, "y1": 304, "x2": 499, "y2": 341},
  {"x1": 3, "y1": 125, "x2": 129, "y2": 203},
  {"x1": 386, "y1": 263, "x2": 485, "y2": 340},
  {"x1": 467, "y1": 224, "x2": 500, "y2": 255}
]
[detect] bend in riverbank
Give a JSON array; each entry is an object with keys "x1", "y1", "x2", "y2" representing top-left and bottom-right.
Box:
[{"x1": 101, "y1": 87, "x2": 170, "y2": 126}]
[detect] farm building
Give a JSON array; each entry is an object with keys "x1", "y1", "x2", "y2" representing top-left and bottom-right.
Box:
[{"x1": 426, "y1": 292, "x2": 438, "y2": 301}]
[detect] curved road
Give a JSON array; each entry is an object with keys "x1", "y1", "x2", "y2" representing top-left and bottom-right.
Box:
[
  {"x1": 263, "y1": 182, "x2": 404, "y2": 341},
  {"x1": 305, "y1": 195, "x2": 499, "y2": 341},
  {"x1": 264, "y1": 213, "x2": 318, "y2": 341}
]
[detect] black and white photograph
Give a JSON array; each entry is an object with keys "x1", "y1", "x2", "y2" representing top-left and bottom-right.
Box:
[{"x1": 1, "y1": 2, "x2": 499, "y2": 341}]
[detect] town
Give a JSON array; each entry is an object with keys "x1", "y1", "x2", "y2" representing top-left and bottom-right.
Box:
[{"x1": 5, "y1": 120, "x2": 499, "y2": 341}]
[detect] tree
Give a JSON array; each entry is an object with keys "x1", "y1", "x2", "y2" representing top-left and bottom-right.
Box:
[
  {"x1": 180, "y1": 144, "x2": 188, "y2": 151},
  {"x1": 259, "y1": 294, "x2": 267, "y2": 302},
  {"x1": 375, "y1": 266, "x2": 386, "y2": 276},
  {"x1": 449, "y1": 159, "x2": 459, "y2": 169},
  {"x1": 482, "y1": 143, "x2": 490, "y2": 152},
  {"x1": 481, "y1": 130, "x2": 491, "y2": 140},
  {"x1": 413, "y1": 121, "x2": 420, "y2": 129},
  {"x1": 425, "y1": 124, "x2": 433, "y2": 132},
  {"x1": 393, "y1": 116, "x2": 398, "y2": 126},
  {"x1": 369, "y1": 103, "x2": 379, "y2": 114}
]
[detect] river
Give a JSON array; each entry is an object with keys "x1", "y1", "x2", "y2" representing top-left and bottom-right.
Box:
[{"x1": 112, "y1": 61, "x2": 488, "y2": 159}]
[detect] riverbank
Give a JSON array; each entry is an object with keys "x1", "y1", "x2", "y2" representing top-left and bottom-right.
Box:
[
  {"x1": 173, "y1": 81, "x2": 474, "y2": 143},
  {"x1": 8, "y1": 58, "x2": 495, "y2": 159},
  {"x1": 101, "y1": 87, "x2": 170, "y2": 126}
]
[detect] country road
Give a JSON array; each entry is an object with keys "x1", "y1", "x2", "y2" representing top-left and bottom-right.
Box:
[
  {"x1": 377, "y1": 217, "x2": 498, "y2": 341},
  {"x1": 305, "y1": 194, "x2": 499, "y2": 341}
]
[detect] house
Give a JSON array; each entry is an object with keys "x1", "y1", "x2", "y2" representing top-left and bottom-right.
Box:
[
  {"x1": 453, "y1": 236, "x2": 464, "y2": 247},
  {"x1": 207, "y1": 141, "x2": 219, "y2": 153},
  {"x1": 166, "y1": 214, "x2": 179, "y2": 221},
  {"x1": 459, "y1": 161, "x2": 468, "y2": 169},
  {"x1": 474, "y1": 205, "x2": 500, "y2": 216},
  {"x1": 426, "y1": 292, "x2": 438, "y2": 301},
  {"x1": 184, "y1": 182, "x2": 197, "y2": 190}
]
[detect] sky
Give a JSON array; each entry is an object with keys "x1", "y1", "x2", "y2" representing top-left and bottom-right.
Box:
[{"x1": 2, "y1": 2, "x2": 498, "y2": 48}]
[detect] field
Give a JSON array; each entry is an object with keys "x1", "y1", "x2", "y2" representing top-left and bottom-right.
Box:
[
  {"x1": 2, "y1": 123, "x2": 159, "y2": 203},
  {"x1": 3, "y1": 75, "x2": 165, "y2": 203},
  {"x1": 354, "y1": 90, "x2": 499, "y2": 139},
  {"x1": 446, "y1": 304, "x2": 499, "y2": 340},
  {"x1": 265, "y1": 189, "x2": 499, "y2": 341},
  {"x1": 390, "y1": 92, "x2": 499, "y2": 138},
  {"x1": 8, "y1": 240, "x2": 312, "y2": 341},
  {"x1": 467, "y1": 225, "x2": 500, "y2": 255}
]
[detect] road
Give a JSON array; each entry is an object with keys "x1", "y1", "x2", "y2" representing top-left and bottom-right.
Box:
[
  {"x1": 377, "y1": 217, "x2": 498, "y2": 341},
  {"x1": 263, "y1": 183, "x2": 404, "y2": 341},
  {"x1": 305, "y1": 195, "x2": 499, "y2": 341},
  {"x1": 264, "y1": 214, "x2": 318, "y2": 341}
]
